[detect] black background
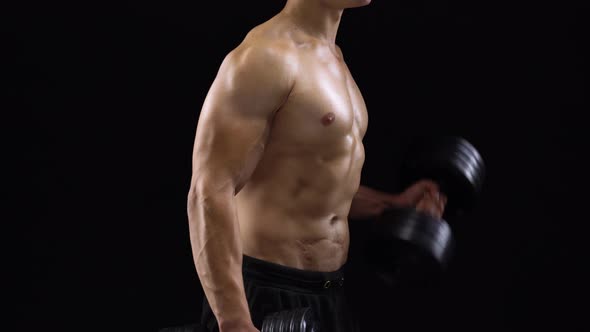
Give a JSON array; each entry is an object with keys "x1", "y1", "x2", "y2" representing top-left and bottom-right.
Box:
[{"x1": 13, "y1": 0, "x2": 588, "y2": 331}]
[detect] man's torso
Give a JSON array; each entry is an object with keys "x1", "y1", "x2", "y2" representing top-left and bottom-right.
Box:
[{"x1": 234, "y1": 15, "x2": 368, "y2": 272}]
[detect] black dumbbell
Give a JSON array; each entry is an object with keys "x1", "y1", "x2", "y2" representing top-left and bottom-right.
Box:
[
  {"x1": 399, "y1": 136, "x2": 486, "y2": 218},
  {"x1": 158, "y1": 307, "x2": 318, "y2": 332},
  {"x1": 261, "y1": 307, "x2": 319, "y2": 332},
  {"x1": 366, "y1": 136, "x2": 485, "y2": 287}
]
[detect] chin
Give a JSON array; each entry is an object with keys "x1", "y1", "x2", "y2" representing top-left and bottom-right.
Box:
[
  {"x1": 349, "y1": 0, "x2": 372, "y2": 8},
  {"x1": 325, "y1": 0, "x2": 372, "y2": 9}
]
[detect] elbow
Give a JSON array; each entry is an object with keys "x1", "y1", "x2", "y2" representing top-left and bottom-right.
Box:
[
  {"x1": 187, "y1": 185, "x2": 210, "y2": 213},
  {"x1": 187, "y1": 181, "x2": 209, "y2": 217},
  {"x1": 186, "y1": 188, "x2": 199, "y2": 227},
  {"x1": 186, "y1": 180, "x2": 235, "y2": 214},
  {"x1": 187, "y1": 188, "x2": 199, "y2": 213}
]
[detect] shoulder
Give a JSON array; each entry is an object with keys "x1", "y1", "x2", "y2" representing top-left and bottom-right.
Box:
[
  {"x1": 220, "y1": 35, "x2": 297, "y2": 81},
  {"x1": 206, "y1": 36, "x2": 296, "y2": 106}
]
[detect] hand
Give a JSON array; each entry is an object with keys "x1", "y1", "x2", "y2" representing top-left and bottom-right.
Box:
[
  {"x1": 391, "y1": 179, "x2": 447, "y2": 219},
  {"x1": 415, "y1": 189, "x2": 446, "y2": 219}
]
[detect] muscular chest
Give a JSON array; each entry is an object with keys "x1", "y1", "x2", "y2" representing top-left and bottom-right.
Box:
[{"x1": 271, "y1": 53, "x2": 368, "y2": 148}]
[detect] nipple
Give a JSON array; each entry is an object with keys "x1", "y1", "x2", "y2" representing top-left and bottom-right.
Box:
[{"x1": 321, "y1": 112, "x2": 336, "y2": 126}]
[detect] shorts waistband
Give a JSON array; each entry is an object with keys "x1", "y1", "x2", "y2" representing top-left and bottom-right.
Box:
[{"x1": 242, "y1": 255, "x2": 345, "y2": 292}]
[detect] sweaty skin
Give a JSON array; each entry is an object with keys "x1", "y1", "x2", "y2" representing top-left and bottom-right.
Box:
[
  {"x1": 233, "y1": 26, "x2": 367, "y2": 272},
  {"x1": 187, "y1": 1, "x2": 444, "y2": 331}
]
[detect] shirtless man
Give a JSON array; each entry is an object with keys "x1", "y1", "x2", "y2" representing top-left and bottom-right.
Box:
[{"x1": 187, "y1": 1, "x2": 446, "y2": 331}]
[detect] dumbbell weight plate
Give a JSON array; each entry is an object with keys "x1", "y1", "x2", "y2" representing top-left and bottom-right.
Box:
[
  {"x1": 261, "y1": 307, "x2": 319, "y2": 332},
  {"x1": 366, "y1": 208, "x2": 454, "y2": 287}
]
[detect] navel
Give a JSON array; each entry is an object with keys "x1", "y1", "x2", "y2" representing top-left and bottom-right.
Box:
[
  {"x1": 321, "y1": 112, "x2": 336, "y2": 126},
  {"x1": 330, "y1": 215, "x2": 339, "y2": 225}
]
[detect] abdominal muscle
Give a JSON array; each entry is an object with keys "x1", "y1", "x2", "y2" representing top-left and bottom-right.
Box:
[{"x1": 236, "y1": 143, "x2": 363, "y2": 272}]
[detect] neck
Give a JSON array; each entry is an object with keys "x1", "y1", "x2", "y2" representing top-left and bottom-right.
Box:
[{"x1": 281, "y1": 0, "x2": 343, "y2": 45}]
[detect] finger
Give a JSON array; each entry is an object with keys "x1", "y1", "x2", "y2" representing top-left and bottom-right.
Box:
[
  {"x1": 420, "y1": 179, "x2": 440, "y2": 194},
  {"x1": 427, "y1": 193, "x2": 445, "y2": 218},
  {"x1": 415, "y1": 197, "x2": 428, "y2": 212},
  {"x1": 425, "y1": 190, "x2": 442, "y2": 209},
  {"x1": 401, "y1": 186, "x2": 425, "y2": 206},
  {"x1": 404, "y1": 180, "x2": 440, "y2": 206},
  {"x1": 433, "y1": 190, "x2": 441, "y2": 202},
  {"x1": 416, "y1": 194, "x2": 439, "y2": 217}
]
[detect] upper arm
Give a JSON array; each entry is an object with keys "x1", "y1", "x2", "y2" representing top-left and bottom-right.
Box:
[{"x1": 190, "y1": 43, "x2": 295, "y2": 194}]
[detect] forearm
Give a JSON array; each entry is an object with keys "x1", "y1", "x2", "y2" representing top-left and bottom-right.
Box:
[
  {"x1": 355, "y1": 185, "x2": 394, "y2": 200},
  {"x1": 348, "y1": 185, "x2": 403, "y2": 220},
  {"x1": 187, "y1": 188, "x2": 252, "y2": 329}
]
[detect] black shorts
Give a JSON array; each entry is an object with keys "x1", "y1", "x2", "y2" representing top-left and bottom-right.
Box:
[{"x1": 200, "y1": 255, "x2": 361, "y2": 332}]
